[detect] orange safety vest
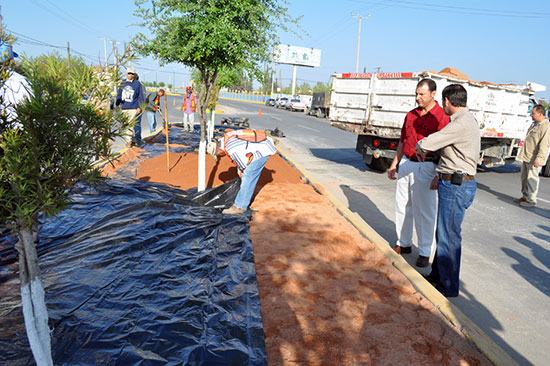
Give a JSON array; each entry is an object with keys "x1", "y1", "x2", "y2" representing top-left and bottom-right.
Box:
[
  {"x1": 152, "y1": 95, "x2": 160, "y2": 111},
  {"x1": 183, "y1": 93, "x2": 196, "y2": 112}
]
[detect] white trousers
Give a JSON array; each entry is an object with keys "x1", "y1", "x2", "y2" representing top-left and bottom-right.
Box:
[
  {"x1": 183, "y1": 112, "x2": 195, "y2": 132},
  {"x1": 395, "y1": 157, "x2": 437, "y2": 257}
]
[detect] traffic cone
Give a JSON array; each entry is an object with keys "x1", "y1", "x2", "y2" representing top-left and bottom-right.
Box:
[
  {"x1": 258, "y1": 108, "x2": 262, "y2": 117},
  {"x1": 173, "y1": 98, "x2": 176, "y2": 106}
]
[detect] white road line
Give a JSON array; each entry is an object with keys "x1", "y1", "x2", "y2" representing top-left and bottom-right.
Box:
[
  {"x1": 271, "y1": 116, "x2": 281, "y2": 121},
  {"x1": 298, "y1": 124, "x2": 320, "y2": 132},
  {"x1": 538, "y1": 197, "x2": 550, "y2": 204}
]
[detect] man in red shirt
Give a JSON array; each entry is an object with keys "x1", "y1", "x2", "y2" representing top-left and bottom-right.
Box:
[{"x1": 387, "y1": 78, "x2": 449, "y2": 267}]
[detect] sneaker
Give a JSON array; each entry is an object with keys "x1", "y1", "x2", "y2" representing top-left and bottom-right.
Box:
[
  {"x1": 519, "y1": 200, "x2": 536, "y2": 207},
  {"x1": 416, "y1": 255, "x2": 430, "y2": 267},
  {"x1": 513, "y1": 197, "x2": 526, "y2": 203},
  {"x1": 222, "y1": 206, "x2": 245, "y2": 215}
]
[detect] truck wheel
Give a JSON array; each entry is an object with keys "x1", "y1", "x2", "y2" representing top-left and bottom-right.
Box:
[
  {"x1": 367, "y1": 157, "x2": 391, "y2": 172},
  {"x1": 316, "y1": 109, "x2": 325, "y2": 118},
  {"x1": 542, "y1": 156, "x2": 550, "y2": 177}
]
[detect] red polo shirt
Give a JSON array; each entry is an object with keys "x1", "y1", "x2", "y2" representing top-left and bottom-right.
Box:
[{"x1": 400, "y1": 102, "x2": 449, "y2": 159}]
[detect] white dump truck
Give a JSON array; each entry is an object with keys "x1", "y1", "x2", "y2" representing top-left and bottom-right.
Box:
[{"x1": 329, "y1": 71, "x2": 548, "y2": 174}]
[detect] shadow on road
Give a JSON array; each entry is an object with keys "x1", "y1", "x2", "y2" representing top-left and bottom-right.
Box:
[
  {"x1": 309, "y1": 148, "x2": 369, "y2": 172},
  {"x1": 340, "y1": 184, "x2": 397, "y2": 246},
  {"x1": 477, "y1": 183, "x2": 550, "y2": 219},
  {"x1": 454, "y1": 283, "x2": 530, "y2": 366},
  {"x1": 502, "y1": 232, "x2": 550, "y2": 297}
]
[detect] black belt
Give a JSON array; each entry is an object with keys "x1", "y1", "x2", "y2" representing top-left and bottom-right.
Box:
[
  {"x1": 439, "y1": 173, "x2": 475, "y2": 181},
  {"x1": 407, "y1": 155, "x2": 438, "y2": 163}
]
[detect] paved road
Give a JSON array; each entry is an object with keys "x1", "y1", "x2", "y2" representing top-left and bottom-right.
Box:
[{"x1": 206, "y1": 98, "x2": 549, "y2": 366}]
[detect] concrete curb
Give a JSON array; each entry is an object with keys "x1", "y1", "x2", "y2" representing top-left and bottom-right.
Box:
[{"x1": 275, "y1": 143, "x2": 518, "y2": 366}]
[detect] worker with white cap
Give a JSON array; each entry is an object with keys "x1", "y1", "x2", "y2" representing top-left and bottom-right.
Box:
[{"x1": 116, "y1": 66, "x2": 144, "y2": 146}]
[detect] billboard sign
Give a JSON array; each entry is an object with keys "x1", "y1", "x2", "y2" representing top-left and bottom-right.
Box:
[{"x1": 274, "y1": 45, "x2": 321, "y2": 68}]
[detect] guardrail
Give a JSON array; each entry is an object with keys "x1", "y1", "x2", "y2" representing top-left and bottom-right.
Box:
[{"x1": 218, "y1": 90, "x2": 271, "y2": 104}]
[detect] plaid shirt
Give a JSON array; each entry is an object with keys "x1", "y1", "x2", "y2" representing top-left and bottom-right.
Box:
[{"x1": 223, "y1": 132, "x2": 276, "y2": 170}]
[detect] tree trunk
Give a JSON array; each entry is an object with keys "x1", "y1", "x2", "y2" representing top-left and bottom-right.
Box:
[
  {"x1": 15, "y1": 220, "x2": 53, "y2": 366},
  {"x1": 197, "y1": 68, "x2": 219, "y2": 191}
]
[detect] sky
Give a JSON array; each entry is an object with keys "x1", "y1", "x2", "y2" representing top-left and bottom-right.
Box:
[{"x1": 2, "y1": 0, "x2": 550, "y2": 98}]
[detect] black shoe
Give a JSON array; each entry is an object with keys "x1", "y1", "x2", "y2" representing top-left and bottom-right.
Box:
[{"x1": 416, "y1": 255, "x2": 430, "y2": 267}]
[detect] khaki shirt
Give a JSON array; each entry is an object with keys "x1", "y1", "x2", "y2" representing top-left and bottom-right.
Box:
[
  {"x1": 416, "y1": 108, "x2": 481, "y2": 176},
  {"x1": 517, "y1": 119, "x2": 550, "y2": 166}
]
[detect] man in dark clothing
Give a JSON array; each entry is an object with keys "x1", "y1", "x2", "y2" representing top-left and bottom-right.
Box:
[
  {"x1": 116, "y1": 66, "x2": 144, "y2": 146},
  {"x1": 145, "y1": 89, "x2": 165, "y2": 134}
]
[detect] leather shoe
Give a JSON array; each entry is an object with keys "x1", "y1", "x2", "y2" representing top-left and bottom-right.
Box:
[
  {"x1": 393, "y1": 245, "x2": 412, "y2": 255},
  {"x1": 519, "y1": 200, "x2": 536, "y2": 207},
  {"x1": 513, "y1": 197, "x2": 526, "y2": 203},
  {"x1": 416, "y1": 255, "x2": 430, "y2": 267}
]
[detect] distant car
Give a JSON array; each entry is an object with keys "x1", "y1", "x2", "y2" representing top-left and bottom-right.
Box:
[
  {"x1": 275, "y1": 97, "x2": 288, "y2": 108},
  {"x1": 265, "y1": 98, "x2": 276, "y2": 106},
  {"x1": 286, "y1": 98, "x2": 306, "y2": 112}
]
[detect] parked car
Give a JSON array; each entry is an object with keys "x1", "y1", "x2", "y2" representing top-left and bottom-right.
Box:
[
  {"x1": 286, "y1": 98, "x2": 306, "y2": 112},
  {"x1": 265, "y1": 98, "x2": 276, "y2": 106},
  {"x1": 275, "y1": 97, "x2": 288, "y2": 108}
]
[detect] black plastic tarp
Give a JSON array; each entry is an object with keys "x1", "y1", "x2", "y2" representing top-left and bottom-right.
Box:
[{"x1": 0, "y1": 176, "x2": 267, "y2": 365}]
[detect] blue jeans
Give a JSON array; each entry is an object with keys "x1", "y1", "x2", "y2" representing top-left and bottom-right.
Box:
[
  {"x1": 147, "y1": 111, "x2": 157, "y2": 133},
  {"x1": 233, "y1": 156, "x2": 269, "y2": 210},
  {"x1": 133, "y1": 113, "x2": 142, "y2": 144},
  {"x1": 429, "y1": 178, "x2": 476, "y2": 296}
]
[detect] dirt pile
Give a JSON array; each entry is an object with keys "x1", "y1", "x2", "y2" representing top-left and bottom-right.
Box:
[{"x1": 134, "y1": 151, "x2": 303, "y2": 190}]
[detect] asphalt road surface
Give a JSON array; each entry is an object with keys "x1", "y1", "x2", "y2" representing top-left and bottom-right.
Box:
[{"x1": 191, "y1": 97, "x2": 549, "y2": 366}]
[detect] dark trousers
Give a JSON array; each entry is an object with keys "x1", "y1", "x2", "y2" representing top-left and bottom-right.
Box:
[{"x1": 429, "y1": 178, "x2": 476, "y2": 296}]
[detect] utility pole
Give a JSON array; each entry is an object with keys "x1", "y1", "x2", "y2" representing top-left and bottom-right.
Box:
[
  {"x1": 99, "y1": 37, "x2": 109, "y2": 66},
  {"x1": 351, "y1": 13, "x2": 371, "y2": 73}
]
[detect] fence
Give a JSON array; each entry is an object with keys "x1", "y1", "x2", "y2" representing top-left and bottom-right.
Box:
[{"x1": 218, "y1": 90, "x2": 272, "y2": 104}]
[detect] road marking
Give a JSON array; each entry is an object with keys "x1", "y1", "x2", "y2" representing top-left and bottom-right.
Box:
[
  {"x1": 271, "y1": 116, "x2": 281, "y2": 121},
  {"x1": 538, "y1": 198, "x2": 550, "y2": 204},
  {"x1": 298, "y1": 124, "x2": 320, "y2": 132}
]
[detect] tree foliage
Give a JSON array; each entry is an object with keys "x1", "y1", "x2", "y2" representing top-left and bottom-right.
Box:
[
  {"x1": 0, "y1": 55, "x2": 133, "y2": 230},
  {"x1": 133, "y1": 0, "x2": 300, "y2": 139},
  {"x1": 313, "y1": 80, "x2": 332, "y2": 93}
]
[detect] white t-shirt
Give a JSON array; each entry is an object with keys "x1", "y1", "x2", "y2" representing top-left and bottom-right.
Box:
[{"x1": 0, "y1": 71, "x2": 31, "y2": 125}]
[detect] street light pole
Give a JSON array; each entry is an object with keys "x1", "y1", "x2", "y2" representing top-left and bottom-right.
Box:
[{"x1": 351, "y1": 13, "x2": 371, "y2": 73}]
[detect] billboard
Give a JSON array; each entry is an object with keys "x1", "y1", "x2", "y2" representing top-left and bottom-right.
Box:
[{"x1": 274, "y1": 45, "x2": 321, "y2": 67}]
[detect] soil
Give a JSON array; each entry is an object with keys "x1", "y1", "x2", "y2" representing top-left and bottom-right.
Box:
[{"x1": 102, "y1": 139, "x2": 491, "y2": 366}]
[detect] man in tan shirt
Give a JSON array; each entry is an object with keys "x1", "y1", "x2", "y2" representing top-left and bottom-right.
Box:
[
  {"x1": 515, "y1": 104, "x2": 550, "y2": 207},
  {"x1": 415, "y1": 84, "x2": 480, "y2": 298}
]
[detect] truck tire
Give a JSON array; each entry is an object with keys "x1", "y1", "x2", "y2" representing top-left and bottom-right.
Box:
[
  {"x1": 542, "y1": 156, "x2": 550, "y2": 177},
  {"x1": 367, "y1": 157, "x2": 392, "y2": 172},
  {"x1": 316, "y1": 109, "x2": 325, "y2": 118}
]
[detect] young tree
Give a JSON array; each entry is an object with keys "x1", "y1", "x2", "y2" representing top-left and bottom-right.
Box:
[
  {"x1": 298, "y1": 81, "x2": 312, "y2": 95},
  {"x1": 0, "y1": 48, "x2": 134, "y2": 364},
  {"x1": 313, "y1": 80, "x2": 331, "y2": 93},
  {"x1": 133, "y1": 0, "x2": 300, "y2": 190}
]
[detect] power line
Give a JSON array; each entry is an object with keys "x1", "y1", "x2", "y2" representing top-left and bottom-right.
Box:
[
  {"x1": 343, "y1": 0, "x2": 550, "y2": 18},
  {"x1": 7, "y1": 29, "x2": 191, "y2": 76},
  {"x1": 31, "y1": 0, "x2": 109, "y2": 37}
]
